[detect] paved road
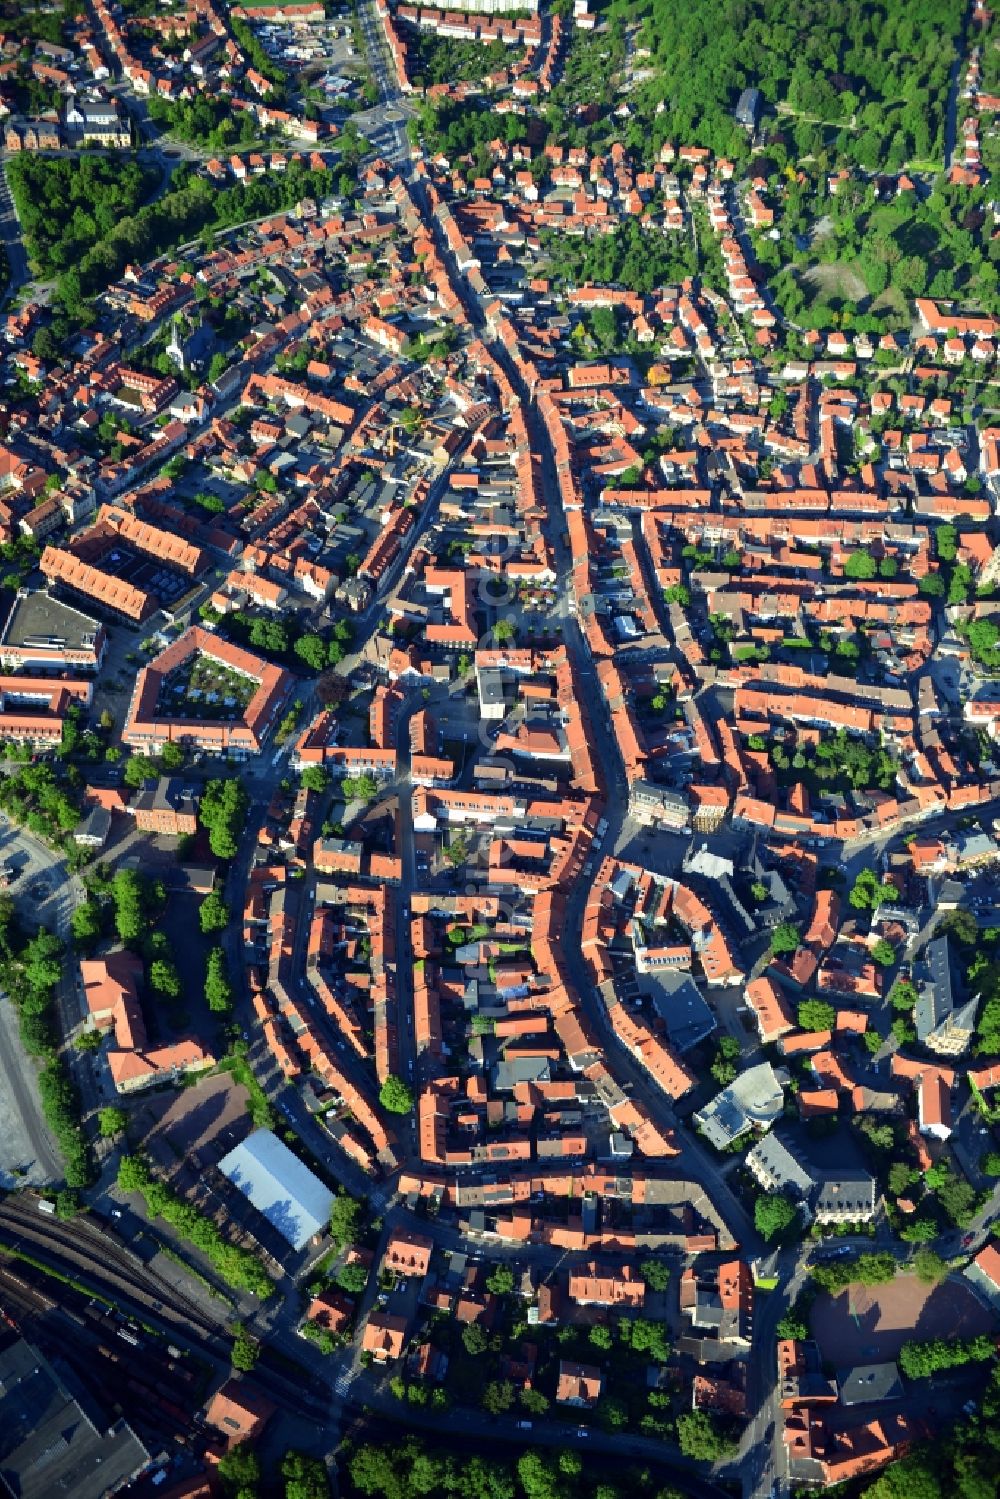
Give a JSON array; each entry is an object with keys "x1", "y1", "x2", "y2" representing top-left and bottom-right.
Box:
[
  {"x1": 0, "y1": 814, "x2": 95, "y2": 1185},
  {"x1": 0, "y1": 993, "x2": 61, "y2": 1182},
  {"x1": 0, "y1": 159, "x2": 28, "y2": 310},
  {"x1": 943, "y1": 0, "x2": 974, "y2": 170},
  {"x1": 339, "y1": 1354, "x2": 738, "y2": 1499}
]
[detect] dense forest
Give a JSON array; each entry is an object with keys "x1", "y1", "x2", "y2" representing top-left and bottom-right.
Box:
[
  {"x1": 8, "y1": 156, "x2": 159, "y2": 278},
  {"x1": 8, "y1": 157, "x2": 342, "y2": 328},
  {"x1": 343, "y1": 1435, "x2": 687, "y2": 1499},
  {"x1": 629, "y1": 0, "x2": 964, "y2": 167}
]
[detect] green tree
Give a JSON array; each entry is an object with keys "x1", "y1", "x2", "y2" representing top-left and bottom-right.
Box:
[
  {"x1": 482, "y1": 1379, "x2": 515, "y2": 1415},
  {"x1": 462, "y1": 1322, "x2": 488, "y2": 1356},
  {"x1": 486, "y1": 1264, "x2": 515, "y2": 1296},
  {"x1": 770, "y1": 921, "x2": 800, "y2": 956},
  {"x1": 936, "y1": 526, "x2": 958, "y2": 563},
  {"x1": 281, "y1": 1451, "x2": 330, "y2": 1499},
  {"x1": 912, "y1": 1247, "x2": 947, "y2": 1285},
  {"x1": 849, "y1": 868, "x2": 897, "y2": 911},
  {"x1": 899, "y1": 1218, "x2": 938, "y2": 1244},
  {"x1": 149, "y1": 957, "x2": 181, "y2": 998},
  {"x1": 929, "y1": 1165, "x2": 978, "y2": 1228},
  {"x1": 231, "y1": 1326, "x2": 259, "y2": 1371},
  {"x1": 217, "y1": 1442, "x2": 262, "y2": 1493},
  {"x1": 865, "y1": 1457, "x2": 943, "y2": 1499},
  {"x1": 518, "y1": 1451, "x2": 568, "y2": 1499},
  {"x1": 755, "y1": 1194, "x2": 799, "y2": 1242},
  {"x1": 71, "y1": 899, "x2": 103, "y2": 945},
  {"x1": 627, "y1": 1318, "x2": 669, "y2": 1361},
  {"x1": 888, "y1": 1161, "x2": 919, "y2": 1197},
  {"x1": 301, "y1": 765, "x2": 329, "y2": 794},
  {"x1": 111, "y1": 869, "x2": 146, "y2": 944},
  {"x1": 797, "y1": 998, "x2": 836, "y2": 1032},
  {"x1": 776, "y1": 1306, "x2": 810, "y2": 1340},
  {"x1": 948, "y1": 564, "x2": 973, "y2": 606},
  {"x1": 294, "y1": 634, "x2": 329, "y2": 672},
  {"x1": 98, "y1": 1106, "x2": 127, "y2": 1138},
  {"x1": 123, "y1": 755, "x2": 157, "y2": 789},
  {"x1": 640, "y1": 1257, "x2": 670, "y2": 1291},
  {"x1": 335, "y1": 1261, "x2": 369, "y2": 1295},
  {"x1": 22, "y1": 930, "x2": 63, "y2": 992},
  {"x1": 899, "y1": 1334, "x2": 994, "y2": 1378},
  {"x1": 598, "y1": 1396, "x2": 629, "y2": 1430},
  {"x1": 160, "y1": 741, "x2": 185, "y2": 771},
  {"x1": 329, "y1": 1189, "x2": 362, "y2": 1249},
  {"x1": 844, "y1": 550, "x2": 877, "y2": 580},
  {"x1": 117, "y1": 1153, "x2": 152, "y2": 1194},
  {"x1": 199, "y1": 777, "x2": 249, "y2": 860},
  {"x1": 342, "y1": 773, "x2": 378, "y2": 803},
  {"x1": 199, "y1": 889, "x2": 230, "y2": 934},
  {"x1": 205, "y1": 946, "x2": 233, "y2": 1012},
  {"x1": 676, "y1": 1410, "x2": 737, "y2": 1461},
  {"x1": 870, "y1": 938, "x2": 896, "y2": 967},
  {"x1": 379, "y1": 1075, "x2": 414, "y2": 1114}
]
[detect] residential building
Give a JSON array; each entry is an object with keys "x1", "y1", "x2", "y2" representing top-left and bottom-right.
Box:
[
  {"x1": 915, "y1": 937, "x2": 977, "y2": 1056},
  {"x1": 555, "y1": 1360, "x2": 603, "y2": 1406},
  {"x1": 131, "y1": 777, "x2": 199, "y2": 835}
]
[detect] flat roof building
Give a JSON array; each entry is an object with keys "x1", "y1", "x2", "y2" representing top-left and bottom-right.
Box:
[
  {"x1": 0, "y1": 589, "x2": 106, "y2": 673},
  {"x1": 0, "y1": 1335, "x2": 149, "y2": 1499}
]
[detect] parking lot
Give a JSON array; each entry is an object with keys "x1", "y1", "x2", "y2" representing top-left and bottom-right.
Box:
[
  {"x1": 0, "y1": 818, "x2": 80, "y2": 1185},
  {"x1": 0, "y1": 993, "x2": 61, "y2": 1186},
  {"x1": 0, "y1": 817, "x2": 64, "y2": 915}
]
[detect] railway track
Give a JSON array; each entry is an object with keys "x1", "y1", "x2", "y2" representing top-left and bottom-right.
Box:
[
  {"x1": 0, "y1": 1200, "x2": 226, "y2": 1340},
  {"x1": 0, "y1": 1200, "x2": 334, "y2": 1423},
  {"x1": 0, "y1": 1259, "x2": 57, "y2": 1318}
]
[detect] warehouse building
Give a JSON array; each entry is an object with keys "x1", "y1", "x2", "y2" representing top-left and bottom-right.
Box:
[{"x1": 218, "y1": 1128, "x2": 334, "y2": 1251}]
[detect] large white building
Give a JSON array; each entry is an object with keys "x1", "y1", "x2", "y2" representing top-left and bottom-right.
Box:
[{"x1": 219, "y1": 1129, "x2": 334, "y2": 1251}]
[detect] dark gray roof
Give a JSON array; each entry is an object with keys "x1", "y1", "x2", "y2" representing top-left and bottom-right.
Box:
[
  {"x1": 814, "y1": 1172, "x2": 876, "y2": 1217},
  {"x1": 131, "y1": 776, "x2": 199, "y2": 820},
  {"x1": 0, "y1": 1336, "x2": 149, "y2": 1499},
  {"x1": 74, "y1": 805, "x2": 111, "y2": 843},
  {"x1": 493, "y1": 1056, "x2": 550, "y2": 1090},
  {"x1": 647, "y1": 971, "x2": 717, "y2": 1053},
  {"x1": 745, "y1": 1132, "x2": 814, "y2": 1199},
  {"x1": 837, "y1": 1362, "x2": 903, "y2": 1405},
  {"x1": 736, "y1": 87, "x2": 761, "y2": 126},
  {"x1": 0, "y1": 589, "x2": 101, "y2": 653},
  {"x1": 916, "y1": 936, "x2": 959, "y2": 1040}
]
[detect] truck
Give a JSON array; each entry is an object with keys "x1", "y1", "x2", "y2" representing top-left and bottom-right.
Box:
[{"x1": 36, "y1": 1198, "x2": 55, "y2": 1216}]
